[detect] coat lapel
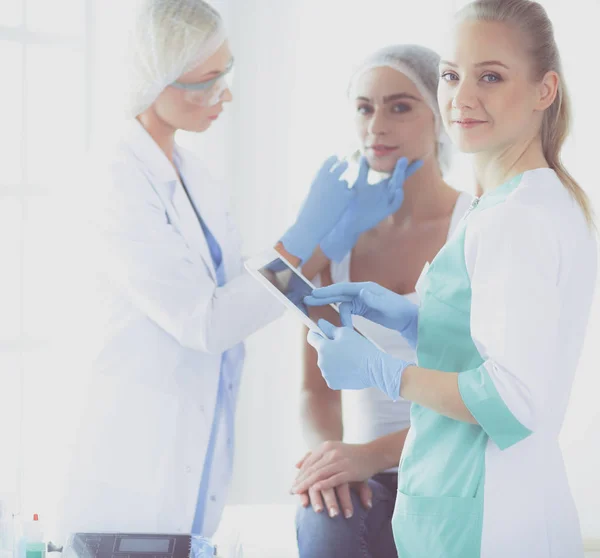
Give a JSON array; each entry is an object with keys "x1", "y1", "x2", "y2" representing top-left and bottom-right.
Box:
[{"x1": 123, "y1": 119, "x2": 218, "y2": 283}]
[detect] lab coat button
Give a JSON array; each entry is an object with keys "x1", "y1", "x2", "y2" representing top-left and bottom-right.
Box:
[
  {"x1": 185, "y1": 466, "x2": 191, "y2": 473},
  {"x1": 210, "y1": 495, "x2": 216, "y2": 502}
]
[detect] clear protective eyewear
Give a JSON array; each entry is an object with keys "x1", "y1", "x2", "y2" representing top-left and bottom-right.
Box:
[{"x1": 171, "y1": 57, "x2": 234, "y2": 106}]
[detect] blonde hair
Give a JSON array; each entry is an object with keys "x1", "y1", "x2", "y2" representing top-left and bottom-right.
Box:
[
  {"x1": 128, "y1": 0, "x2": 225, "y2": 116},
  {"x1": 457, "y1": 0, "x2": 594, "y2": 226}
]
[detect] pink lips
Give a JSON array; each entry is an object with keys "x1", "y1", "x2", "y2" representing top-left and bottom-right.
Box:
[
  {"x1": 453, "y1": 118, "x2": 486, "y2": 129},
  {"x1": 369, "y1": 145, "x2": 399, "y2": 157}
]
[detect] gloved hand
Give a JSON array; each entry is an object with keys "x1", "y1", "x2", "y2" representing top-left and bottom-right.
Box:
[
  {"x1": 280, "y1": 156, "x2": 352, "y2": 263},
  {"x1": 307, "y1": 316, "x2": 413, "y2": 400},
  {"x1": 319, "y1": 156, "x2": 423, "y2": 262},
  {"x1": 304, "y1": 281, "x2": 419, "y2": 349}
]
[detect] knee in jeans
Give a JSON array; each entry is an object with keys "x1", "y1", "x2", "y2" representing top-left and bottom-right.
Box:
[{"x1": 295, "y1": 491, "x2": 366, "y2": 540}]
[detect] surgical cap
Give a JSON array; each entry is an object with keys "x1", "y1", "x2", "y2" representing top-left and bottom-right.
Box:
[
  {"x1": 127, "y1": 0, "x2": 226, "y2": 117},
  {"x1": 348, "y1": 44, "x2": 452, "y2": 174}
]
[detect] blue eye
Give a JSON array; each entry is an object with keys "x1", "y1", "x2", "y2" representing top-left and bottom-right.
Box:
[
  {"x1": 482, "y1": 73, "x2": 501, "y2": 83},
  {"x1": 357, "y1": 104, "x2": 373, "y2": 115},
  {"x1": 392, "y1": 103, "x2": 410, "y2": 114},
  {"x1": 441, "y1": 71, "x2": 458, "y2": 82}
]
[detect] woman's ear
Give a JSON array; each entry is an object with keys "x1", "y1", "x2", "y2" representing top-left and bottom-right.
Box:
[{"x1": 536, "y1": 70, "x2": 559, "y2": 111}]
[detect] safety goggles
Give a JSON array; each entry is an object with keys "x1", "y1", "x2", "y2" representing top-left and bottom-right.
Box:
[{"x1": 171, "y1": 57, "x2": 234, "y2": 106}]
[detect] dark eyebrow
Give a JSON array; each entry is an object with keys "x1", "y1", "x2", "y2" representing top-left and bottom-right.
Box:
[
  {"x1": 440, "y1": 59, "x2": 509, "y2": 70},
  {"x1": 356, "y1": 93, "x2": 420, "y2": 103},
  {"x1": 384, "y1": 93, "x2": 420, "y2": 103}
]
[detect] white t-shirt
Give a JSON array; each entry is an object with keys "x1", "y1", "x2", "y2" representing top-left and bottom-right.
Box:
[{"x1": 329, "y1": 191, "x2": 473, "y2": 471}]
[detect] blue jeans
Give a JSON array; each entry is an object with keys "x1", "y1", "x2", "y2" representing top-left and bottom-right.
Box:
[{"x1": 295, "y1": 473, "x2": 398, "y2": 558}]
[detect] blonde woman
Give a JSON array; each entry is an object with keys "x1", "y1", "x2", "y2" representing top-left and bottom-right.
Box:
[{"x1": 298, "y1": 1, "x2": 597, "y2": 556}]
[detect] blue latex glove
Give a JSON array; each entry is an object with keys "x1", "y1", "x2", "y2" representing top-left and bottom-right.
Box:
[
  {"x1": 304, "y1": 281, "x2": 419, "y2": 349},
  {"x1": 307, "y1": 315, "x2": 413, "y2": 400},
  {"x1": 320, "y1": 156, "x2": 423, "y2": 262},
  {"x1": 280, "y1": 155, "x2": 352, "y2": 263}
]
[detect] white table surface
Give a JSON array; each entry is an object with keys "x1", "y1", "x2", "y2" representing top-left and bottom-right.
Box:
[{"x1": 213, "y1": 504, "x2": 299, "y2": 558}]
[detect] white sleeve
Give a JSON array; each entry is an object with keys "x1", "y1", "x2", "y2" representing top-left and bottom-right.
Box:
[
  {"x1": 91, "y1": 164, "x2": 284, "y2": 355},
  {"x1": 457, "y1": 204, "x2": 560, "y2": 450}
]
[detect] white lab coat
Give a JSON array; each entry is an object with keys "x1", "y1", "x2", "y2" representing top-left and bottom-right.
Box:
[{"x1": 56, "y1": 119, "x2": 283, "y2": 540}]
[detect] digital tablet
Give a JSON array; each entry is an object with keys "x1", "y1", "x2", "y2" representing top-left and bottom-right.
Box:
[{"x1": 245, "y1": 249, "x2": 380, "y2": 346}]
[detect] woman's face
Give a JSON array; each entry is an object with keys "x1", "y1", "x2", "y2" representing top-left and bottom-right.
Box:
[
  {"x1": 353, "y1": 66, "x2": 438, "y2": 174},
  {"x1": 438, "y1": 20, "x2": 555, "y2": 155},
  {"x1": 152, "y1": 41, "x2": 233, "y2": 133}
]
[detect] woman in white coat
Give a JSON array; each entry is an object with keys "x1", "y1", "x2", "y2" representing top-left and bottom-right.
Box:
[{"x1": 56, "y1": 0, "x2": 421, "y2": 543}]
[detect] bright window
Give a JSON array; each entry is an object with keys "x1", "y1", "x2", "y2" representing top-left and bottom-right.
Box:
[{"x1": 0, "y1": 0, "x2": 92, "y2": 530}]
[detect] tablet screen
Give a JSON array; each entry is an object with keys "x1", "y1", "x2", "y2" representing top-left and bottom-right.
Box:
[{"x1": 258, "y1": 257, "x2": 345, "y2": 328}]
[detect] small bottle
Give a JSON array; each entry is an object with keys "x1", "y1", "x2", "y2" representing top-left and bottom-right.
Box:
[{"x1": 20, "y1": 515, "x2": 45, "y2": 558}]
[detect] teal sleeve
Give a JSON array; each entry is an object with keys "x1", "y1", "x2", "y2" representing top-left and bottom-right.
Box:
[{"x1": 458, "y1": 363, "x2": 532, "y2": 450}]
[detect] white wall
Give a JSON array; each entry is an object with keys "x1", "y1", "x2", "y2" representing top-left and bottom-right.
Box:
[
  {"x1": 225, "y1": 0, "x2": 306, "y2": 505},
  {"x1": 540, "y1": 0, "x2": 600, "y2": 542},
  {"x1": 225, "y1": 0, "x2": 600, "y2": 544}
]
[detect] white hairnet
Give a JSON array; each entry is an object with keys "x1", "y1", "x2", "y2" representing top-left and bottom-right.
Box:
[
  {"x1": 348, "y1": 44, "x2": 453, "y2": 175},
  {"x1": 127, "y1": 0, "x2": 226, "y2": 117}
]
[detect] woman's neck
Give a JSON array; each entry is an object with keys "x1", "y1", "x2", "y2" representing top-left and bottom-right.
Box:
[
  {"x1": 474, "y1": 134, "x2": 549, "y2": 194},
  {"x1": 137, "y1": 110, "x2": 177, "y2": 165},
  {"x1": 391, "y1": 159, "x2": 457, "y2": 225}
]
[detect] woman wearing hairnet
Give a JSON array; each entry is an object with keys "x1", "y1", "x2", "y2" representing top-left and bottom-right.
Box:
[
  {"x1": 295, "y1": 45, "x2": 472, "y2": 558},
  {"x1": 55, "y1": 0, "x2": 422, "y2": 543}
]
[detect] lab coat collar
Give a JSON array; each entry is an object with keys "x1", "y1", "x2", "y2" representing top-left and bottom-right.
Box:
[
  {"x1": 122, "y1": 119, "x2": 219, "y2": 283},
  {"x1": 123, "y1": 119, "x2": 179, "y2": 186}
]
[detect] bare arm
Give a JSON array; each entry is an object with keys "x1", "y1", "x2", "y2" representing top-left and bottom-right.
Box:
[
  {"x1": 299, "y1": 264, "x2": 342, "y2": 447},
  {"x1": 400, "y1": 366, "x2": 477, "y2": 423},
  {"x1": 274, "y1": 242, "x2": 301, "y2": 268},
  {"x1": 301, "y1": 247, "x2": 331, "y2": 281},
  {"x1": 364, "y1": 428, "x2": 410, "y2": 472},
  {"x1": 300, "y1": 330, "x2": 343, "y2": 447},
  {"x1": 274, "y1": 242, "x2": 332, "y2": 284}
]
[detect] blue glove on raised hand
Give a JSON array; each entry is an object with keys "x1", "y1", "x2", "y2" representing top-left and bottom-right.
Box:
[
  {"x1": 319, "y1": 156, "x2": 423, "y2": 262},
  {"x1": 280, "y1": 156, "x2": 352, "y2": 263},
  {"x1": 307, "y1": 316, "x2": 413, "y2": 400},
  {"x1": 304, "y1": 281, "x2": 419, "y2": 349}
]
